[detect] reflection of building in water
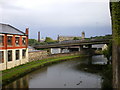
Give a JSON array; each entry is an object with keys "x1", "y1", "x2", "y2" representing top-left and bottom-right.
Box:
[{"x1": 2, "y1": 75, "x2": 29, "y2": 89}]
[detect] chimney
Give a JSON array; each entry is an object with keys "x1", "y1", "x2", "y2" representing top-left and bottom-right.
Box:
[
  {"x1": 57, "y1": 35, "x2": 60, "y2": 42},
  {"x1": 25, "y1": 28, "x2": 29, "y2": 35},
  {"x1": 82, "y1": 31, "x2": 85, "y2": 40},
  {"x1": 38, "y1": 31, "x2": 40, "y2": 42}
]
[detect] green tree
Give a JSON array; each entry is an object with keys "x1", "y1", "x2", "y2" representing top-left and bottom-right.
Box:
[
  {"x1": 90, "y1": 35, "x2": 112, "y2": 39},
  {"x1": 102, "y1": 40, "x2": 112, "y2": 64},
  {"x1": 29, "y1": 39, "x2": 38, "y2": 45},
  {"x1": 44, "y1": 37, "x2": 54, "y2": 43},
  {"x1": 73, "y1": 37, "x2": 80, "y2": 40},
  {"x1": 29, "y1": 39, "x2": 46, "y2": 46}
]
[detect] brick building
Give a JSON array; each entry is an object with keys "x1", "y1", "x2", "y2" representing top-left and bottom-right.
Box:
[{"x1": 0, "y1": 23, "x2": 29, "y2": 70}]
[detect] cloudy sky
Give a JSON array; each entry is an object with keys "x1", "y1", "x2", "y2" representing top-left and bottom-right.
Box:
[{"x1": 0, "y1": 0, "x2": 112, "y2": 39}]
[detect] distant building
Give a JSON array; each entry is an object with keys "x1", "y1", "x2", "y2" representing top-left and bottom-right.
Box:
[
  {"x1": 57, "y1": 36, "x2": 79, "y2": 42},
  {"x1": 0, "y1": 23, "x2": 29, "y2": 70},
  {"x1": 102, "y1": 44, "x2": 108, "y2": 51},
  {"x1": 57, "y1": 32, "x2": 85, "y2": 42},
  {"x1": 40, "y1": 37, "x2": 45, "y2": 42},
  {"x1": 92, "y1": 44, "x2": 108, "y2": 51}
]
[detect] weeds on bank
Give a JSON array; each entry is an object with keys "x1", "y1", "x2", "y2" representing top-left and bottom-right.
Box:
[{"x1": 101, "y1": 65, "x2": 112, "y2": 90}]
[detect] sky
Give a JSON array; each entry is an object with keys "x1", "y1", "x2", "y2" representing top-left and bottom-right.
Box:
[{"x1": 0, "y1": 0, "x2": 112, "y2": 40}]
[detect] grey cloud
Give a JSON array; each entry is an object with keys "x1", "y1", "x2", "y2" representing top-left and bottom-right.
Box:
[
  {"x1": 0, "y1": 0, "x2": 25, "y2": 10},
  {"x1": 1, "y1": 0, "x2": 112, "y2": 39}
]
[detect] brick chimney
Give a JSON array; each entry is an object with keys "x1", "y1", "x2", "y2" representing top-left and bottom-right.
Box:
[
  {"x1": 38, "y1": 31, "x2": 40, "y2": 42},
  {"x1": 25, "y1": 28, "x2": 29, "y2": 35},
  {"x1": 25, "y1": 28, "x2": 29, "y2": 47},
  {"x1": 82, "y1": 31, "x2": 85, "y2": 40},
  {"x1": 57, "y1": 35, "x2": 60, "y2": 42}
]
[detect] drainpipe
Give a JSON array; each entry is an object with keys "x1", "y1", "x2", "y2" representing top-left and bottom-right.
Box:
[{"x1": 5, "y1": 34, "x2": 7, "y2": 70}]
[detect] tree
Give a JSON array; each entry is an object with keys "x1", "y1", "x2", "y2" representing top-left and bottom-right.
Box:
[
  {"x1": 29, "y1": 39, "x2": 46, "y2": 46},
  {"x1": 102, "y1": 40, "x2": 112, "y2": 64},
  {"x1": 73, "y1": 37, "x2": 80, "y2": 40},
  {"x1": 29, "y1": 39, "x2": 38, "y2": 46},
  {"x1": 44, "y1": 37, "x2": 54, "y2": 43},
  {"x1": 110, "y1": 1, "x2": 120, "y2": 89}
]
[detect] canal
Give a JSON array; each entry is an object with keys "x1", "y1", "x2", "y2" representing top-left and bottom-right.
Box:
[{"x1": 3, "y1": 55, "x2": 108, "y2": 88}]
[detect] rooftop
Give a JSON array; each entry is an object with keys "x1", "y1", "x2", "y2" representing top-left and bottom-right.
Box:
[{"x1": 0, "y1": 23, "x2": 26, "y2": 35}]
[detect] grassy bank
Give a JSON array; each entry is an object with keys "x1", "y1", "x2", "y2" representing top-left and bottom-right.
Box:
[
  {"x1": 1, "y1": 54, "x2": 85, "y2": 86},
  {"x1": 101, "y1": 65, "x2": 112, "y2": 90}
]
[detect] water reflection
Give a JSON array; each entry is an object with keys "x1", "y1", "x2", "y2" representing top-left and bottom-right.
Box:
[
  {"x1": 88, "y1": 55, "x2": 107, "y2": 65},
  {"x1": 88, "y1": 56, "x2": 92, "y2": 65},
  {"x1": 2, "y1": 75, "x2": 29, "y2": 89},
  {"x1": 92, "y1": 55, "x2": 108, "y2": 65},
  {"x1": 2, "y1": 55, "x2": 106, "y2": 88}
]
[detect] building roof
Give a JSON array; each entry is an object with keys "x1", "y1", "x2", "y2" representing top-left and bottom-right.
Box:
[{"x1": 0, "y1": 23, "x2": 26, "y2": 35}]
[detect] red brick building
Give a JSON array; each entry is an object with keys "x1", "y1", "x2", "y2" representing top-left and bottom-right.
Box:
[{"x1": 0, "y1": 23, "x2": 29, "y2": 70}]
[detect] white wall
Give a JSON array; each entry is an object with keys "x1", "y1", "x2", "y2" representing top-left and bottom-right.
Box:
[
  {"x1": 50, "y1": 48, "x2": 61, "y2": 54},
  {"x1": 0, "y1": 48, "x2": 28, "y2": 71}
]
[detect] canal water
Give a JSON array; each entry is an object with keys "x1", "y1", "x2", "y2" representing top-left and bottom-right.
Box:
[{"x1": 3, "y1": 55, "x2": 108, "y2": 88}]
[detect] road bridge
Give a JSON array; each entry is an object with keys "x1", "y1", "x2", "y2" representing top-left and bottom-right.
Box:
[
  {"x1": 33, "y1": 39, "x2": 110, "y2": 55},
  {"x1": 33, "y1": 39, "x2": 110, "y2": 49}
]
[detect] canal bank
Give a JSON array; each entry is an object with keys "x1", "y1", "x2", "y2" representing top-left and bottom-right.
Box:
[
  {"x1": 1, "y1": 53, "x2": 87, "y2": 86},
  {"x1": 2, "y1": 55, "x2": 109, "y2": 88}
]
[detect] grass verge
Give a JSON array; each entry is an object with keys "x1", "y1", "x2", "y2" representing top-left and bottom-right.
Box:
[
  {"x1": 101, "y1": 65, "x2": 112, "y2": 90},
  {"x1": 1, "y1": 54, "x2": 85, "y2": 86}
]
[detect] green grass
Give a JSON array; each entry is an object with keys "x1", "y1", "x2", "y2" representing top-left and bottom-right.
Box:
[
  {"x1": 101, "y1": 65, "x2": 112, "y2": 90},
  {"x1": 1, "y1": 55, "x2": 84, "y2": 85}
]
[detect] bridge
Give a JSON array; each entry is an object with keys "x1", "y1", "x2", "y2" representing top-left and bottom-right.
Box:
[
  {"x1": 33, "y1": 39, "x2": 110, "y2": 55},
  {"x1": 34, "y1": 39, "x2": 110, "y2": 49}
]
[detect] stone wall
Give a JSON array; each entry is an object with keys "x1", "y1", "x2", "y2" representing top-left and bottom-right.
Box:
[
  {"x1": 48, "y1": 52, "x2": 82, "y2": 58},
  {"x1": 28, "y1": 51, "x2": 82, "y2": 62},
  {"x1": 28, "y1": 50, "x2": 48, "y2": 62}
]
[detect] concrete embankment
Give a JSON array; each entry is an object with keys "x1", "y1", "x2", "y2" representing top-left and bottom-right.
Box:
[{"x1": 2, "y1": 52, "x2": 87, "y2": 86}]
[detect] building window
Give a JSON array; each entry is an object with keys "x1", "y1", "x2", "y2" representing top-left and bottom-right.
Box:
[
  {"x1": 0, "y1": 51, "x2": 4, "y2": 63},
  {"x1": 7, "y1": 36, "x2": 12, "y2": 46},
  {"x1": 15, "y1": 37, "x2": 20, "y2": 46},
  {"x1": 16, "y1": 50, "x2": 19, "y2": 60},
  {"x1": 22, "y1": 49, "x2": 26, "y2": 59},
  {"x1": 22, "y1": 38, "x2": 26, "y2": 45},
  {"x1": 0, "y1": 36, "x2": 4, "y2": 46},
  {"x1": 8, "y1": 50, "x2": 12, "y2": 61}
]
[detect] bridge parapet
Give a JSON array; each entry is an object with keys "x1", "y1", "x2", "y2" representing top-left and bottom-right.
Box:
[{"x1": 34, "y1": 39, "x2": 111, "y2": 49}]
